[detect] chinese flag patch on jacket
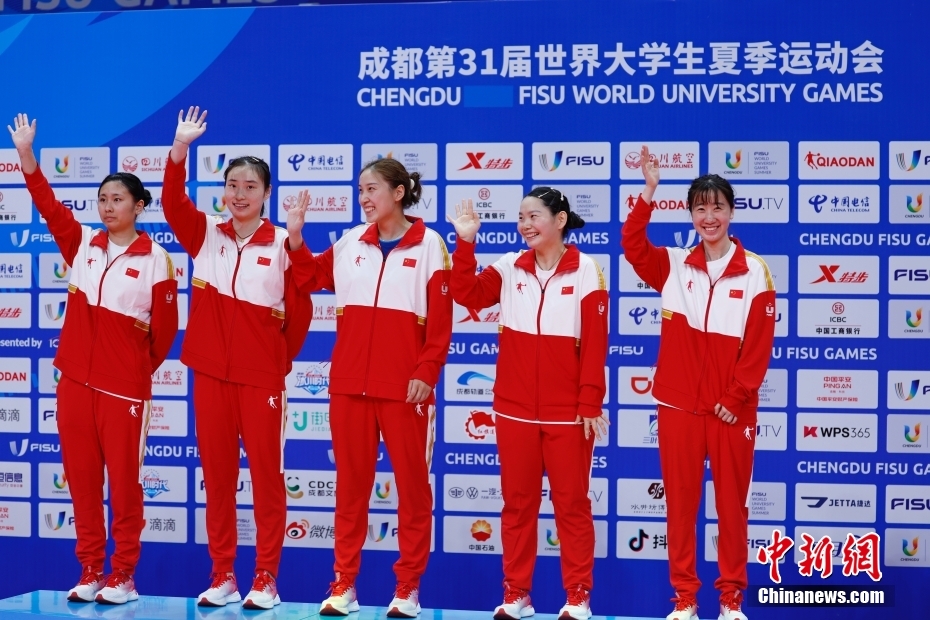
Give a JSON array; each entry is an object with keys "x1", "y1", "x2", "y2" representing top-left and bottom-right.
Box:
[
  {"x1": 729, "y1": 289, "x2": 743, "y2": 299},
  {"x1": 403, "y1": 258, "x2": 417, "y2": 268},
  {"x1": 257, "y1": 256, "x2": 271, "y2": 266}
]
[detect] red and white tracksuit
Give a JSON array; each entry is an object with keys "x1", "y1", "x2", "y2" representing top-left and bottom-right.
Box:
[
  {"x1": 24, "y1": 167, "x2": 178, "y2": 574},
  {"x1": 162, "y1": 156, "x2": 312, "y2": 577},
  {"x1": 450, "y1": 241, "x2": 609, "y2": 591},
  {"x1": 290, "y1": 218, "x2": 452, "y2": 586},
  {"x1": 621, "y1": 195, "x2": 776, "y2": 600}
]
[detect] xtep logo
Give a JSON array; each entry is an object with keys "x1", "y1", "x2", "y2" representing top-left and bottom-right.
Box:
[
  {"x1": 458, "y1": 152, "x2": 512, "y2": 170},
  {"x1": 903, "y1": 537, "x2": 920, "y2": 557},
  {"x1": 539, "y1": 151, "x2": 563, "y2": 171},
  {"x1": 905, "y1": 423, "x2": 921, "y2": 443},
  {"x1": 9, "y1": 439, "x2": 27, "y2": 457},
  {"x1": 897, "y1": 150, "x2": 922, "y2": 172},
  {"x1": 725, "y1": 150, "x2": 742, "y2": 169},
  {"x1": 203, "y1": 154, "x2": 226, "y2": 174},
  {"x1": 367, "y1": 522, "x2": 389, "y2": 542},
  {"x1": 55, "y1": 156, "x2": 69, "y2": 174},
  {"x1": 375, "y1": 480, "x2": 392, "y2": 499},
  {"x1": 896, "y1": 380, "x2": 920, "y2": 401},
  {"x1": 907, "y1": 309, "x2": 923, "y2": 328},
  {"x1": 907, "y1": 194, "x2": 924, "y2": 213},
  {"x1": 810, "y1": 265, "x2": 868, "y2": 284},
  {"x1": 546, "y1": 529, "x2": 560, "y2": 546},
  {"x1": 10, "y1": 231, "x2": 28, "y2": 248}
]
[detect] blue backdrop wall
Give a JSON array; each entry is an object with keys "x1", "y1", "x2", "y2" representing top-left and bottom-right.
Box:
[{"x1": 0, "y1": 1, "x2": 928, "y2": 618}]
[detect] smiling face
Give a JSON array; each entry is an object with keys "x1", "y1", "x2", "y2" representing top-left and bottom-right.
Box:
[
  {"x1": 224, "y1": 163, "x2": 271, "y2": 222},
  {"x1": 690, "y1": 189, "x2": 733, "y2": 246},
  {"x1": 358, "y1": 168, "x2": 404, "y2": 224},
  {"x1": 97, "y1": 181, "x2": 142, "y2": 234},
  {"x1": 518, "y1": 196, "x2": 567, "y2": 250}
]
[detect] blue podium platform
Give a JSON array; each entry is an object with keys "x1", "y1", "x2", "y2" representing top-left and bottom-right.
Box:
[{"x1": 0, "y1": 593, "x2": 656, "y2": 620}]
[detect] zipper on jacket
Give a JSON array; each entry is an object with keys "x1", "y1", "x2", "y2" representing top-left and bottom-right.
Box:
[
  {"x1": 225, "y1": 245, "x2": 245, "y2": 381},
  {"x1": 85, "y1": 251, "x2": 127, "y2": 386},
  {"x1": 361, "y1": 254, "x2": 389, "y2": 395},
  {"x1": 534, "y1": 277, "x2": 548, "y2": 422}
]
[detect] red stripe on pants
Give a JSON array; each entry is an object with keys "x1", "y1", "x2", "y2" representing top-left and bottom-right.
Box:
[
  {"x1": 495, "y1": 415, "x2": 595, "y2": 591},
  {"x1": 57, "y1": 375, "x2": 146, "y2": 573},
  {"x1": 330, "y1": 394, "x2": 434, "y2": 585},
  {"x1": 657, "y1": 405, "x2": 756, "y2": 599},
  {"x1": 194, "y1": 371, "x2": 286, "y2": 576}
]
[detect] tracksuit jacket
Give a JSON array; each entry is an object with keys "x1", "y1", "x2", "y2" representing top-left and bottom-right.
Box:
[
  {"x1": 162, "y1": 156, "x2": 312, "y2": 389},
  {"x1": 24, "y1": 168, "x2": 178, "y2": 399},
  {"x1": 450, "y1": 241, "x2": 609, "y2": 421},
  {"x1": 620, "y1": 194, "x2": 776, "y2": 417},
  {"x1": 289, "y1": 218, "x2": 453, "y2": 402}
]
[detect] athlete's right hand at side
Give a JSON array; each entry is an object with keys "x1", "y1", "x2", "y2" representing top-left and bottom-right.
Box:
[
  {"x1": 448, "y1": 199, "x2": 481, "y2": 243},
  {"x1": 175, "y1": 106, "x2": 208, "y2": 145},
  {"x1": 7, "y1": 113, "x2": 36, "y2": 151}
]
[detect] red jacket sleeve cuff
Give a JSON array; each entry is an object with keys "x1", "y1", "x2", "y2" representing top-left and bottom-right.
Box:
[{"x1": 411, "y1": 362, "x2": 440, "y2": 388}]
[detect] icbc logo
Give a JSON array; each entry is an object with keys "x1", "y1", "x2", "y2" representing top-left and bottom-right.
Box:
[
  {"x1": 122, "y1": 157, "x2": 138, "y2": 173},
  {"x1": 286, "y1": 519, "x2": 309, "y2": 540},
  {"x1": 833, "y1": 302, "x2": 845, "y2": 314},
  {"x1": 478, "y1": 188, "x2": 491, "y2": 200}
]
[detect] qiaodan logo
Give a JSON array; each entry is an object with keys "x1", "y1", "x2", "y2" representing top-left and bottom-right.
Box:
[{"x1": 725, "y1": 150, "x2": 742, "y2": 169}]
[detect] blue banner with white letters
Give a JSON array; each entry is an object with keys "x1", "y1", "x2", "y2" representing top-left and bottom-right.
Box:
[{"x1": 0, "y1": 1, "x2": 929, "y2": 618}]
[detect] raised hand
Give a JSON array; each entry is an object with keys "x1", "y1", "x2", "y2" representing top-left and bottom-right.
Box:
[
  {"x1": 7, "y1": 114, "x2": 38, "y2": 174},
  {"x1": 448, "y1": 199, "x2": 481, "y2": 243},
  {"x1": 175, "y1": 106, "x2": 208, "y2": 145},
  {"x1": 8, "y1": 113, "x2": 37, "y2": 151},
  {"x1": 286, "y1": 189, "x2": 310, "y2": 245},
  {"x1": 640, "y1": 144, "x2": 660, "y2": 189}
]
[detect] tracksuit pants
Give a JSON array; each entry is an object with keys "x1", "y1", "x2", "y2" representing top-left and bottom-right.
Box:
[
  {"x1": 495, "y1": 414, "x2": 596, "y2": 591},
  {"x1": 57, "y1": 375, "x2": 149, "y2": 574},
  {"x1": 657, "y1": 405, "x2": 756, "y2": 599},
  {"x1": 330, "y1": 393, "x2": 435, "y2": 586},
  {"x1": 193, "y1": 371, "x2": 287, "y2": 576}
]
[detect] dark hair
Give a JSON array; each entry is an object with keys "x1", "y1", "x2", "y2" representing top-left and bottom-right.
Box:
[
  {"x1": 224, "y1": 156, "x2": 272, "y2": 217},
  {"x1": 686, "y1": 174, "x2": 735, "y2": 211},
  {"x1": 99, "y1": 173, "x2": 151, "y2": 221},
  {"x1": 524, "y1": 186, "x2": 585, "y2": 238},
  {"x1": 360, "y1": 158, "x2": 422, "y2": 209}
]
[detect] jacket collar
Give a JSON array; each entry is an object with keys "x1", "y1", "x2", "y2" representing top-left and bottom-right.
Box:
[
  {"x1": 217, "y1": 218, "x2": 277, "y2": 245},
  {"x1": 90, "y1": 230, "x2": 154, "y2": 255},
  {"x1": 359, "y1": 216, "x2": 427, "y2": 248},
  {"x1": 514, "y1": 244, "x2": 581, "y2": 276},
  {"x1": 684, "y1": 236, "x2": 749, "y2": 278}
]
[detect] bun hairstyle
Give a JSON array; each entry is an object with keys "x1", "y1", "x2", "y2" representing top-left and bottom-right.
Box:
[
  {"x1": 361, "y1": 157, "x2": 422, "y2": 209},
  {"x1": 99, "y1": 172, "x2": 152, "y2": 221},
  {"x1": 525, "y1": 186, "x2": 585, "y2": 237},
  {"x1": 225, "y1": 156, "x2": 272, "y2": 217}
]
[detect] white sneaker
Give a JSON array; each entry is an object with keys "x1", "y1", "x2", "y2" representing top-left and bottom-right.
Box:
[
  {"x1": 386, "y1": 582, "x2": 420, "y2": 618},
  {"x1": 68, "y1": 567, "x2": 104, "y2": 603},
  {"x1": 558, "y1": 586, "x2": 592, "y2": 620},
  {"x1": 243, "y1": 570, "x2": 281, "y2": 610},
  {"x1": 667, "y1": 596, "x2": 699, "y2": 620},
  {"x1": 94, "y1": 570, "x2": 139, "y2": 605},
  {"x1": 493, "y1": 584, "x2": 534, "y2": 620},
  {"x1": 320, "y1": 574, "x2": 359, "y2": 616},
  {"x1": 718, "y1": 592, "x2": 747, "y2": 620},
  {"x1": 197, "y1": 573, "x2": 241, "y2": 607}
]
